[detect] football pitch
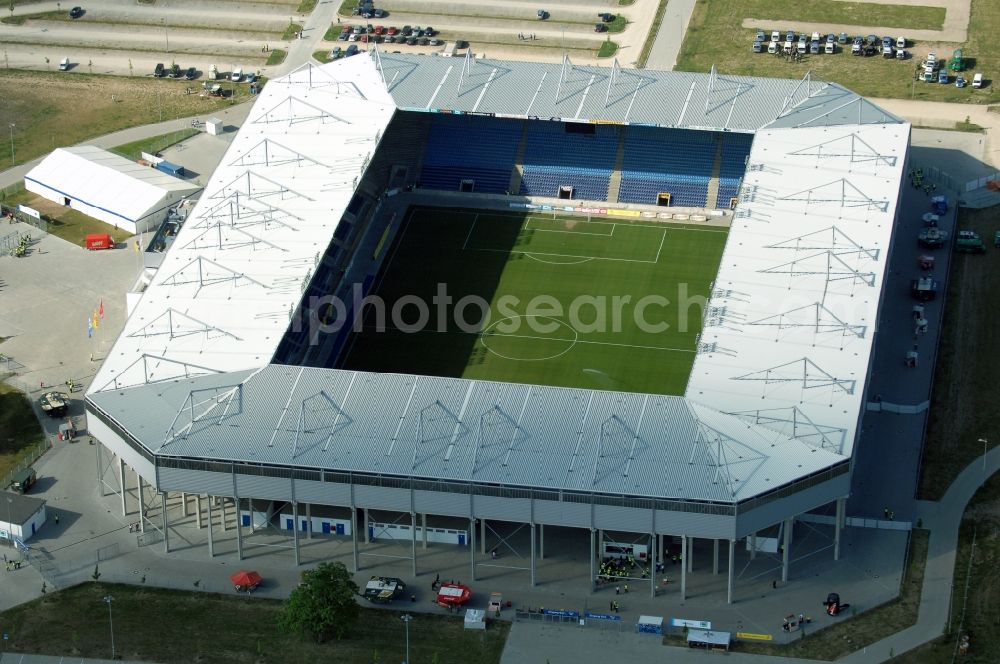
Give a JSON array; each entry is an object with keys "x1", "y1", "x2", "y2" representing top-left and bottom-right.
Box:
[{"x1": 339, "y1": 206, "x2": 728, "y2": 395}]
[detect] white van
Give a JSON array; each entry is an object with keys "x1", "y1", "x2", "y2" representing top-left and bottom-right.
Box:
[
  {"x1": 896, "y1": 36, "x2": 906, "y2": 49},
  {"x1": 59, "y1": 57, "x2": 70, "y2": 71},
  {"x1": 230, "y1": 66, "x2": 242, "y2": 82},
  {"x1": 972, "y1": 73, "x2": 984, "y2": 88}
]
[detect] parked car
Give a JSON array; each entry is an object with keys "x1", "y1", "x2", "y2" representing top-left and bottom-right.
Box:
[
  {"x1": 230, "y1": 67, "x2": 242, "y2": 82},
  {"x1": 59, "y1": 57, "x2": 70, "y2": 71},
  {"x1": 387, "y1": 26, "x2": 398, "y2": 35},
  {"x1": 755, "y1": 28, "x2": 765, "y2": 42},
  {"x1": 69, "y1": 5, "x2": 84, "y2": 18},
  {"x1": 826, "y1": 33, "x2": 836, "y2": 44},
  {"x1": 246, "y1": 72, "x2": 258, "y2": 84},
  {"x1": 751, "y1": 39, "x2": 762, "y2": 52},
  {"x1": 602, "y1": 12, "x2": 617, "y2": 23},
  {"x1": 346, "y1": 44, "x2": 359, "y2": 57},
  {"x1": 595, "y1": 23, "x2": 608, "y2": 33},
  {"x1": 809, "y1": 41, "x2": 819, "y2": 55},
  {"x1": 972, "y1": 72, "x2": 984, "y2": 88},
  {"x1": 185, "y1": 66, "x2": 196, "y2": 80},
  {"x1": 938, "y1": 70, "x2": 949, "y2": 84},
  {"x1": 402, "y1": 25, "x2": 412, "y2": 36},
  {"x1": 425, "y1": 26, "x2": 435, "y2": 36},
  {"x1": 338, "y1": 31, "x2": 349, "y2": 41},
  {"x1": 373, "y1": 8, "x2": 384, "y2": 17},
  {"x1": 824, "y1": 41, "x2": 834, "y2": 54},
  {"x1": 785, "y1": 30, "x2": 794, "y2": 42},
  {"x1": 537, "y1": 9, "x2": 548, "y2": 19},
  {"x1": 837, "y1": 32, "x2": 848, "y2": 44},
  {"x1": 154, "y1": 62, "x2": 165, "y2": 77},
  {"x1": 955, "y1": 75, "x2": 966, "y2": 88},
  {"x1": 896, "y1": 36, "x2": 906, "y2": 49},
  {"x1": 771, "y1": 30, "x2": 780, "y2": 43},
  {"x1": 406, "y1": 36, "x2": 417, "y2": 45},
  {"x1": 429, "y1": 38, "x2": 440, "y2": 46}
]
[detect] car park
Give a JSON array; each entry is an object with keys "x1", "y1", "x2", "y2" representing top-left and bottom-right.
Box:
[
  {"x1": 69, "y1": 5, "x2": 83, "y2": 18},
  {"x1": 973, "y1": 72, "x2": 984, "y2": 88}
]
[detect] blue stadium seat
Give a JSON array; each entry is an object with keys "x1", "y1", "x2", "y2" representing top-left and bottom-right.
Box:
[
  {"x1": 420, "y1": 115, "x2": 523, "y2": 194},
  {"x1": 518, "y1": 122, "x2": 618, "y2": 199}
]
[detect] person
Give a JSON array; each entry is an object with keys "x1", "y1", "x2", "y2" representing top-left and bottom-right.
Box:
[
  {"x1": 623, "y1": 583, "x2": 629, "y2": 593},
  {"x1": 54, "y1": 514, "x2": 59, "y2": 525},
  {"x1": 799, "y1": 612, "x2": 805, "y2": 626},
  {"x1": 612, "y1": 600, "x2": 619, "y2": 613},
  {"x1": 782, "y1": 617, "x2": 789, "y2": 632},
  {"x1": 772, "y1": 579, "x2": 777, "y2": 589},
  {"x1": 615, "y1": 585, "x2": 620, "y2": 595},
  {"x1": 491, "y1": 548, "x2": 498, "y2": 560}
]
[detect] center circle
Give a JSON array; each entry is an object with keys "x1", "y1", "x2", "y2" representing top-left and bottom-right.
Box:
[{"x1": 479, "y1": 315, "x2": 579, "y2": 361}]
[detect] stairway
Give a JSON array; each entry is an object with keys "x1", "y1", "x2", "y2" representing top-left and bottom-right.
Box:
[
  {"x1": 606, "y1": 127, "x2": 626, "y2": 203},
  {"x1": 508, "y1": 121, "x2": 531, "y2": 194},
  {"x1": 705, "y1": 135, "x2": 725, "y2": 209}
]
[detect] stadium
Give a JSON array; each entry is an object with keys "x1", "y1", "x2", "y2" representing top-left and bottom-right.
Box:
[{"x1": 85, "y1": 51, "x2": 908, "y2": 602}]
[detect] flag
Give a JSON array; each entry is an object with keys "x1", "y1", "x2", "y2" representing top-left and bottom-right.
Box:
[
  {"x1": 134, "y1": 239, "x2": 140, "y2": 253},
  {"x1": 87, "y1": 316, "x2": 93, "y2": 338},
  {"x1": 92, "y1": 311, "x2": 99, "y2": 330},
  {"x1": 99, "y1": 299, "x2": 104, "y2": 319}
]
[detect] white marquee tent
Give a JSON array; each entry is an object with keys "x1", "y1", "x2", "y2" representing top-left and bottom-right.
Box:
[{"x1": 25, "y1": 145, "x2": 201, "y2": 234}]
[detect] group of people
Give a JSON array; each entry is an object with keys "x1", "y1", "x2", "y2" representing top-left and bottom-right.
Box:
[
  {"x1": 782, "y1": 613, "x2": 811, "y2": 632},
  {"x1": 908, "y1": 168, "x2": 936, "y2": 195}
]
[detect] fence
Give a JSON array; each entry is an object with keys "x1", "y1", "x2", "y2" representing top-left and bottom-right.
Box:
[
  {"x1": 0, "y1": 439, "x2": 52, "y2": 493},
  {"x1": 514, "y1": 607, "x2": 630, "y2": 631}
]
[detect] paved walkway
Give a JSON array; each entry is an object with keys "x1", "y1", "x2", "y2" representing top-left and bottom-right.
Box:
[{"x1": 644, "y1": 0, "x2": 697, "y2": 70}]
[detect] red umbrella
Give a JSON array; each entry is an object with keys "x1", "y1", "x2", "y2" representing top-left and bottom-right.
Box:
[{"x1": 230, "y1": 570, "x2": 262, "y2": 588}]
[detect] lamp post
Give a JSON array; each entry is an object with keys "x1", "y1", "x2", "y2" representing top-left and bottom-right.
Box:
[
  {"x1": 104, "y1": 595, "x2": 115, "y2": 660},
  {"x1": 6, "y1": 496, "x2": 12, "y2": 541},
  {"x1": 978, "y1": 438, "x2": 988, "y2": 486},
  {"x1": 401, "y1": 614, "x2": 413, "y2": 664},
  {"x1": 8, "y1": 123, "x2": 13, "y2": 167},
  {"x1": 162, "y1": 19, "x2": 169, "y2": 53}
]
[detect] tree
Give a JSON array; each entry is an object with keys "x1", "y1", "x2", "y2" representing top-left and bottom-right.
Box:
[{"x1": 279, "y1": 561, "x2": 359, "y2": 642}]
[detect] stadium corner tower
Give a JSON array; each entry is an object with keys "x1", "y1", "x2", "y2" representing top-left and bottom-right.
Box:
[{"x1": 86, "y1": 53, "x2": 909, "y2": 601}]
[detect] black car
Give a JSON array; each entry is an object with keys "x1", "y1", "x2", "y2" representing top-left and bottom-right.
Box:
[
  {"x1": 598, "y1": 12, "x2": 615, "y2": 22},
  {"x1": 154, "y1": 63, "x2": 165, "y2": 77},
  {"x1": 419, "y1": 37, "x2": 429, "y2": 45},
  {"x1": 402, "y1": 25, "x2": 412, "y2": 36},
  {"x1": 424, "y1": 26, "x2": 435, "y2": 36},
  {"x1": 69, "y1": 5, "x2": 84, "y2": 18},
  {"x1": 184, "y1": 67, "x2": 196, "y2": 80},
  {"x1": 455, "y1": 40, "x2": 469, "y2": 49},
  {"x1": 595, "y1": 23, "x2": 607, "y2": 33},
  {"x1": 406, "y1": 36, "x2": 416, "y2": 45},
  {"x1": 346, "y1": 44, "x2": 359, "y2": 57}
]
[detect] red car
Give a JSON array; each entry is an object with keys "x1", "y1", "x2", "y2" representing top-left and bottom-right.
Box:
[
  {"x1": 374, "y1": 25, "x2": 384, "y2": 35},
  {"x1": 387, "y1": 26, "x2": 398, "y2": 35}
]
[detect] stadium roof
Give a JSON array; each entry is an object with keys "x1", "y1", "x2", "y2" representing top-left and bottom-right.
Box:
[
  {"x1": 87, "y1": 365, "x2": 846, "y2": 502},
  {"x1": 90, "y1": 57, "x2": 398, "y2": 392},
  {"x1": 686, "y1": 122, "x2": 910, "y2": 458},
  {"x1": 87, "y1": 54, "x2": 907, "y2": 504},
  {"x1": 374, "y1": 52, "x2": 901, "y2": 132},
  {"x1": 25, "y1": 146, "x2": 200, "y2": 223}
]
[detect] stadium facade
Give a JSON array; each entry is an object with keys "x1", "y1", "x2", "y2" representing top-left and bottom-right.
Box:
[{"x1": 85, "y1": 54, "x2": 909, "y2": 602}]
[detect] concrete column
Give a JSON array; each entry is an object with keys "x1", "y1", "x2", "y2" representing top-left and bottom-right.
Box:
[
  {"x1": 162, "y1": 493, "x2": 169, "y2": 553},
  {"x1": 590, "y1": 528, "x2": 596, "y2": 593},
  {"x1": 480, "y1": 518, "x2": 486, "y2": 555},
  {"x1": 712, "y1": 539, "x2": 719, "y2": 575},
  {"x1": 750, "y1": 532, "x2": 756, "y2": 560},
  {"x1": 834, "y1": 497, "x2": 845, "y2": 561},
  {"x1": 182, "y1": 493, "x2": 190, "y2": 517},
  {"x1": 410, "y1": 512, "x2": 417, "y2": 577},
  {"x1": 306, "y1": 503, "x2": 312, "y2": 539},
  {"x1": 137, "y1": 475, "x2": 145, "y2": 533},
  {"x1": 680, "y1": 535, "x2": 687, "y2": 600},
  {"x1": 351, "y1": 507, "x2": 360, "y2": 572},
  {"x1": 470, "y1": 518, "x2": 476, "y2": 581},
  {"x1": 687, "y1": 536, "x2": 693, "y2": 573},
  {"x1": 207, "y1": 494, "x2": 215, "y2": 557},
  {"x1": 781, "y1": 518, "x2": 792, "y2": 582},
  {"x1": 196, "y1": 495, "x2": 203, "y2": 529},
  {"x1": 529, "y1": 523, "x2": 536, "y2": 587},
  {"x1": 96, "y1": 440, "x2": 104, "y2": 496},
  {"x1": 235, "y1": 496, "x2": 244, "y2": 560},
  {"x1": 598, "y1": 529, "x2": 604, "y2": 555},
  {"x1": 649, "y1": 533, "x2": 655, "y2": 598},
  {"x1": 727, "y1": 539, "x2": 735, "y2": 604},
  {"x1": 422, "y1": 513, "x2": 427, "y2": 549},
  {"x1": 363, "y1": 509, "x2": 370, "y2": 543},
  {"x1": 291, "y1": 502, "x2": 301, "y2": 566},
  {"x1": 539, "y1": 523, "x2": 545, "y2": 560},
  {"x1": 118, "y1": 458, "x2": 127, "y2": 516},
  {"x1": 656, "y1": 534, "x2": 663, "y2": 568},
  {"x1": 220, "y1": 497, "x2": 228, "y2": 531}
]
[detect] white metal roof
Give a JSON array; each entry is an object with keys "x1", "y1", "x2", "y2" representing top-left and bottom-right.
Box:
[
  {"x1": 89, "y1": 56, "x2": 397, "y2": 392},
  {"x1": 24, "y1": 146, "x2": 200, "y2": 223},
  {"x1": 685, "y1": 123, "x2": 910, "y2": 457},
  {"x1": 86, "y1": 56, "x2": 907, "y2": 503}
]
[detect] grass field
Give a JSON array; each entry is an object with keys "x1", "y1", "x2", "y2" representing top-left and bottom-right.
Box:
[
  {"x1": 0, "y1": 382, "x2": 47, "y2": 485},
  {"x1": 890, "y1": 475, "x2": 1000, "y2": 663},
  {"x1": 340, "y1": 206, "x2": 727, "y2": 395},
  {"x1": 0, "y1": 69, "x2": 235, "y2": 168},
  {"x1": 109, "y1": 128, "x2": 200, "y2": 162},
  {"x1": 676, "y1": 0, "x2": 1000, "y2": 105},
  {"x1": 0, "y1": 582, "x2": 509, "y2": 664}
]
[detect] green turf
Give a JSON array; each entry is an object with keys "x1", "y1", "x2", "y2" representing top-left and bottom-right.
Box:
[{"x1": 340, "y1": 206, "x2": 727, "y2": 395}]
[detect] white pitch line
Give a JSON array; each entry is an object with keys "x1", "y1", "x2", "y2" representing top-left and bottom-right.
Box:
[
  {"x1": 479, "y1": 331, "x2": 695, "y2": 354},
  {"x1": 653, "y1": 228, "x2": 667, "y2": 263},
  {"x1": 476, "y1": 246, "x2": 657, "y2": 264},
  {"x1": 462, "y1": 213, "x2": 480, "y2": 250}
]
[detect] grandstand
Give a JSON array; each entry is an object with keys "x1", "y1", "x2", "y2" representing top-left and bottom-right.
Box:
[{"x1": 85, "y1": 53, "x2": 910, "y2": 604}]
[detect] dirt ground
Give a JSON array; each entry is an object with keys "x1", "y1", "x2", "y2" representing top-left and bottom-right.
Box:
[{"x1": 919, "y1": 206, "x2": 1000, "y2": 500}]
